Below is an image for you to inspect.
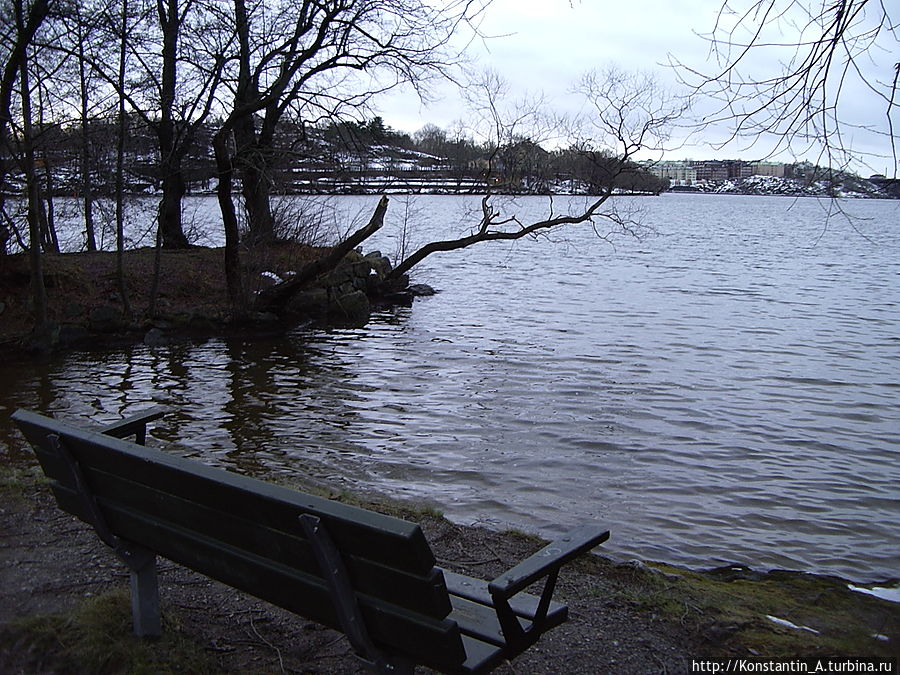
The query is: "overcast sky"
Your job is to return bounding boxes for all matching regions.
[374,0,896,174]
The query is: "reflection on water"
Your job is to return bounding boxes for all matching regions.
[1,193,898,583]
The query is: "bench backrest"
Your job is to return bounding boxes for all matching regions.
[13,409,467,671]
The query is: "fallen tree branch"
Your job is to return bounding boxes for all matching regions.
[387,192,612,281]
[255,195,389,311]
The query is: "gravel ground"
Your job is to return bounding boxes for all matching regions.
[0,470,697,674]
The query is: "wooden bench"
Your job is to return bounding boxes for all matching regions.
[12,408,609,674]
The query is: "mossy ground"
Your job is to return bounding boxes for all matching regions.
[1,589,218,674]
[0,243,327,355]
[579,557,898,659]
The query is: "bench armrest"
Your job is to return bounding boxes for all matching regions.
[488,523,609,599]
[98,406,168,445]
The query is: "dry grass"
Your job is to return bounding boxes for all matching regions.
[0,243,327,350]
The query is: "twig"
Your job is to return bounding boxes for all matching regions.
[248,615,286,674]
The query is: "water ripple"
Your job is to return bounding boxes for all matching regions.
[1,194,898,582]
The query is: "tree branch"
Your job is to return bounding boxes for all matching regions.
[254,195,389,311]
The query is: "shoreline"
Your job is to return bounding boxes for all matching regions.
[1,455,897,673]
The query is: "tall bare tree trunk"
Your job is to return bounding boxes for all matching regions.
[0,0,49,262]
[76,12,97,251]
[214,128,245,316]
[234,121,275,244]
[17,15,48,336]
[231,0,271,245]
[156,0,189,249]
[115,0,131,317]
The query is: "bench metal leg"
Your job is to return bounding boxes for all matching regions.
[49,432,163,638]
[130,555,161,638]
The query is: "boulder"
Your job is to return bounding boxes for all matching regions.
[286,288,329,316]
[58,323,90,346]
[331,290,370,326]
[408,283,437,297]
[143,327,168,347]
[89,305,126,333]
[364,251,393,279]
[379,273,410,295]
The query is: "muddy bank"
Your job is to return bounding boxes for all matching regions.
[1,456,896,674]
[0,244,424,360]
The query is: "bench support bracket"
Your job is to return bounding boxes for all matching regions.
[299,514,412,675]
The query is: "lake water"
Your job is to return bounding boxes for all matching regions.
[1,193,898,583]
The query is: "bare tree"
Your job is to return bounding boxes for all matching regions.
[215,0,489,246]
[673,0,898,175]
[385,67,684,281]
[0,0,49,261]
[73,3,101,251]
[152,0,229,248]
[113,0,132,316]
[0,0,51,346]
[209,0,488,313]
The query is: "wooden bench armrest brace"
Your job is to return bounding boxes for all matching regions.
[97,406,169,445]
[486,524,609,650]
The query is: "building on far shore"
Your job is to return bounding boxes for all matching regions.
[751,161,786,177]
[644,158,799,188]
[644,161,697,186]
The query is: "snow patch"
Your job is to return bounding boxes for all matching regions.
[847,583,900,603]
[765,615,820,634]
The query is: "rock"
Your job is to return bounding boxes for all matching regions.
[408,284,437,297]
[286,288,329,316]
[62,303,84,320]
[331,290,370,326]
[379,274,409,295]
[58,323,90,346]
[187,314,218,333]
[364,251,393,279]
[89,305,125,333]
[248,311,279,324]
[0,301,5,316]
[143,328,168,347]
[380,291,414,307]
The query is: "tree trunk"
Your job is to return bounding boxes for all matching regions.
[41,161,59,253]
[115,0,131,318]
[76,20,97,251]
[254,196,389,312]
[155,0,190,249]
[240,160,275,243]
[234,117,275,244]
[214,128,246,316]
[17,28,48,336]
[231,0,274,245]
[159,169,189,247]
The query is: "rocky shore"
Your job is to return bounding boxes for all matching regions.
[0,243,432,360]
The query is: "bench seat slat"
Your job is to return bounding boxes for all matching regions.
[459,635,506,674]
[442,570,566,622]
[449,595,542,647]
[65,464,452,616]
[15,413,437,574]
